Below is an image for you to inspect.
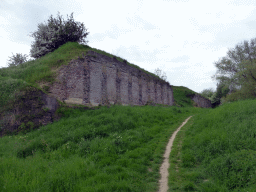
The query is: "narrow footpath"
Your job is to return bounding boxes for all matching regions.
[158,116,193,192]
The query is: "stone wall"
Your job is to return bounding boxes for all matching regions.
[191,94,212,108]
[0,87,60,137]
[50,51,174,106]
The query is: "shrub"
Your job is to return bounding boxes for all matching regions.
[29,12,89,59]
[7,53,29,67]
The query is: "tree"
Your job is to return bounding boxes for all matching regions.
[7,53,29,67]
[200,88,215,99]
[211,37,256,100]
[154,68,167,81]
[29,12,89,59]
[210,82,230,107]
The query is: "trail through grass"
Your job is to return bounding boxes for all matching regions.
[0,105,202,192]
[169,99,256,191]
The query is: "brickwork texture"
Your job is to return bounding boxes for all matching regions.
[50,51,175,106]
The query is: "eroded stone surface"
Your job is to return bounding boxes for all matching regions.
[190,93,212,108]
[49,51,175,107]
[0,87,60,137]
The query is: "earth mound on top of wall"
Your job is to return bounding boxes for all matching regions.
[45,50,174,107]
[172,86,212,108]
[0,86,61,137]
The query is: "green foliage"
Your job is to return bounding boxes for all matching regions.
[29,12,89,59]
[0,76,28,110]
[210,82,230,107]
[212,37,256,103]
[200,88,215,99]
[7,53,30,67]
[0,105,198,191]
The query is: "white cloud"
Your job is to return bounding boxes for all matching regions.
[1,0,256,93]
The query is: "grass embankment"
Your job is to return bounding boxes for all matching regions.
[0,104,203,191]
[172,86,197,107]
[0,42,163,112]
[172,86,207,108]
[169,99,256,191]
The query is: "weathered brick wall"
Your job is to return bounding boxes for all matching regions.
[149,80,155,103]
[191,94,212,108]
[141,78,148,105]
[120,71,129,105]
[50,51,174,106]
[157,83,162,104]
[132,75,139,105]
[163,84,168,105]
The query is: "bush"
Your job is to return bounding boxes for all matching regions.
[29,12,89,59]
[200,88,214,99]
[7,53,29,67]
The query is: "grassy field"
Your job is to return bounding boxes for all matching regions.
[169,99,256,191]
[0,104,203,191]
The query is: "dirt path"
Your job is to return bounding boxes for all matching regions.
[158,116,193,192]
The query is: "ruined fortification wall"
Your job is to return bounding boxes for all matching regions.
[50,51,174,106]
[191,94,212,108]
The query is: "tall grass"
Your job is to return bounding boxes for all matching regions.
[0,105,202,191]
[169,99,256,191]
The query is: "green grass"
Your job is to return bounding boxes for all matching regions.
[169,99,256,191]
[0,104,202,191]
[172,86,200,107]
[4,40,251,191]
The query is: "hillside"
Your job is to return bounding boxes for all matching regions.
[0,104,204,191]
[0,42,207,136]
[1,42,256,191]
[168,99,256,191]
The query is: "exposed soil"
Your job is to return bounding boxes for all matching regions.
[158,116,193,192]
[0,86,60,137]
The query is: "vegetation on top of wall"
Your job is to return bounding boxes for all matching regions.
[83,44,164,82]
[172,86,207,107]
[0,42,167,112]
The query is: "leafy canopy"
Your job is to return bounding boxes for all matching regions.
[211,37,256,100]
[29,12,89,59]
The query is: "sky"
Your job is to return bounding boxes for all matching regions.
[1,0,256,93]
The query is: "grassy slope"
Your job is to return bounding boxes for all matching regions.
[172,86,202,108]
[0,41,209,191]
[0,104,203,191]
[4,41,247,191]
[169,99,256,191]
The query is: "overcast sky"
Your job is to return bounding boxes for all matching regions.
[1,0,256,93]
